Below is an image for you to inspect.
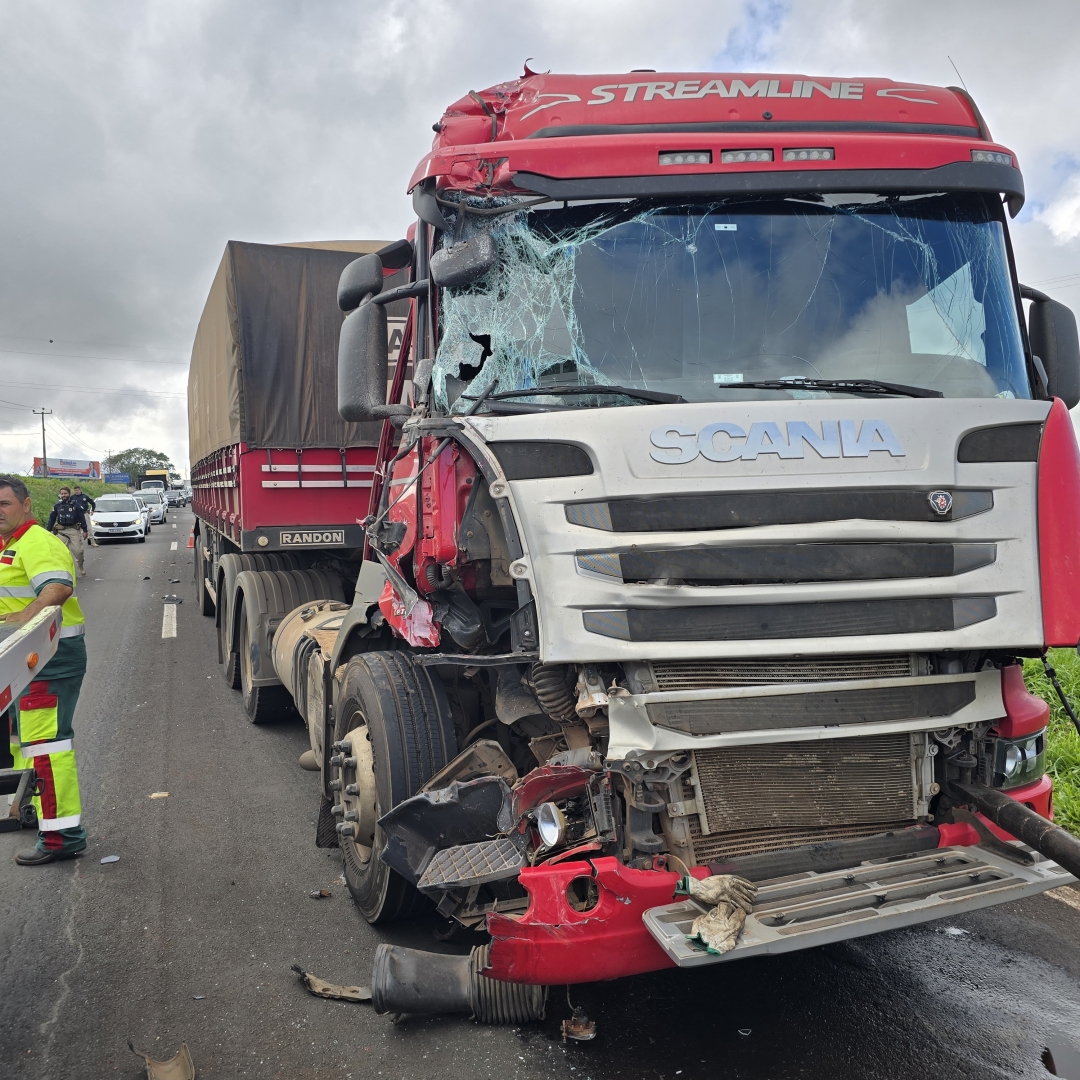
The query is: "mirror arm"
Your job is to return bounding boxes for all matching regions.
[1020,284,1050,304]
[371,279,429,307]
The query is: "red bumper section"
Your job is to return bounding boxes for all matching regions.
[485,779,1056,986]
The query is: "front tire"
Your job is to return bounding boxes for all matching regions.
[333,652,457,924]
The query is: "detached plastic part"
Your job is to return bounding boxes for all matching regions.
[1037,398,1080,646]
[371,944,546,1023]
[127,1040,195,1080]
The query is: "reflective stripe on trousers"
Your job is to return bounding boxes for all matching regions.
[8,676,85,850]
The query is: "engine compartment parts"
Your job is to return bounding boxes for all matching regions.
[371,944,546,1023]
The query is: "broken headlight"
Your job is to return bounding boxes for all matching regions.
[537,802,568,848]
[990,730,1046,790]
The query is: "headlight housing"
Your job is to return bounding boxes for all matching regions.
[536,802,567,848]
[990,730,1046,790]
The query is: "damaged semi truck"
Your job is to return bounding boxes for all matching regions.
[262,70,1080,1013]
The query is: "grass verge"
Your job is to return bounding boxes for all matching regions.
[1023,651,1080,837]
[21,479,127,526]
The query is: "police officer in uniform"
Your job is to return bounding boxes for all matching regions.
[46,486,88,577]
[0,476,88,864]
[70,486,96,547]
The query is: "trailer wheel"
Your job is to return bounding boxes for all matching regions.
[238,598,293,724]
[333,652,457,924]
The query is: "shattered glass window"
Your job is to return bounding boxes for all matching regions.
[432,192,1029,410]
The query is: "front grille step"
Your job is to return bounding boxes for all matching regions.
[650,654,914,691]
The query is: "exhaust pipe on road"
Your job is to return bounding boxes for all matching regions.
[954,780,1080,878]
[371,944,546,1023]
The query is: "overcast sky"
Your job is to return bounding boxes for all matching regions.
[2,0,1079,476]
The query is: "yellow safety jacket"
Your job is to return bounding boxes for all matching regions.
[0,521,85,640]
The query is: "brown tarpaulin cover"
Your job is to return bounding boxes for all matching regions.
[188,240,397,465]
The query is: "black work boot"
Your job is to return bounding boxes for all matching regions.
[14,847,81,865]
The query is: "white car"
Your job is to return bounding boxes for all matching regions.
[138,489,168,524]
[131,495,152,534]
[90,494,147,543]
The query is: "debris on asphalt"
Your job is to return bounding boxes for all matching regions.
[738,1028,752,1037]
[143,576,151,580]
[291,964,371,1002]
[128,1039,195,1080]
[561,1007,596,1042]
[169,579,180,583]
[193,995,205,1001]
[161,595,182,604]
[101,855,120,864]
[309,888,332,899]
[149,792,169,799]
[942,927,969,936]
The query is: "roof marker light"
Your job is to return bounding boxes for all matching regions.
[659,151,711,166]
[782,148,835,162]
[971,150,1012,166]
[721,149,773,164]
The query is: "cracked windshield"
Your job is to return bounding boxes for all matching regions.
[433,192,1030,410]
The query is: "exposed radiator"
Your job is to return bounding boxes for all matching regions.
[688,819,916,864]
[651,654,914,691]
[685,733,918,864]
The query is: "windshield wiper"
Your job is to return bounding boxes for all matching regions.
[467,383,686,406]
[722,378,943,399]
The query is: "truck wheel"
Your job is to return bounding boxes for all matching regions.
[238,598,292,723]
[333,652,457,924]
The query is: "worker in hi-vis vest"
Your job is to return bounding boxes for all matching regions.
[0,476,88,864]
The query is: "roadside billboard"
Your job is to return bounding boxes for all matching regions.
[33,458,102,479]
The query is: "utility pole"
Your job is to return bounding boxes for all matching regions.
[33,408,52,478]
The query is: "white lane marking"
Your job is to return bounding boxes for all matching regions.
[172,524,177,528]
[161,605,177,639]
[170,541,178,550]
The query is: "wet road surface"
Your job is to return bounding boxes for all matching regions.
[1,508,1079,1079]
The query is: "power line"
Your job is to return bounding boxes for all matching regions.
[0,348,187,367]
[46,420,102,460]
[0,380,185,398]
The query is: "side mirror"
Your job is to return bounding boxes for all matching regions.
[1024,286,1080,407]
[338,302,408,422]
[338,254,384,312]
[430,232,498,290]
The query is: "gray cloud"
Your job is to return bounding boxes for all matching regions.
[1,0,1078,473]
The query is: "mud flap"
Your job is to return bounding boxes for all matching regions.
[644,844,1075,968]
[315,796,339,848]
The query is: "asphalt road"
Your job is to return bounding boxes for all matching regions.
[2,507,1080,1079]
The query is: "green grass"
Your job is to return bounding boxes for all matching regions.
[1023,650,1080,837]
[21,478,127,526]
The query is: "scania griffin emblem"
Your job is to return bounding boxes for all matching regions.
[928,490,953,515]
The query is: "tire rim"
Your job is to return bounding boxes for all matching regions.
[337,723,378,862]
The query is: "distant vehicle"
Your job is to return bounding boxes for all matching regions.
[165,489,185,507]
[138,489,168,524]
[140,480,165,491]
[89,494,147,543]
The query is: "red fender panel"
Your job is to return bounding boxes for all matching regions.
[1038,397,1080,647]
